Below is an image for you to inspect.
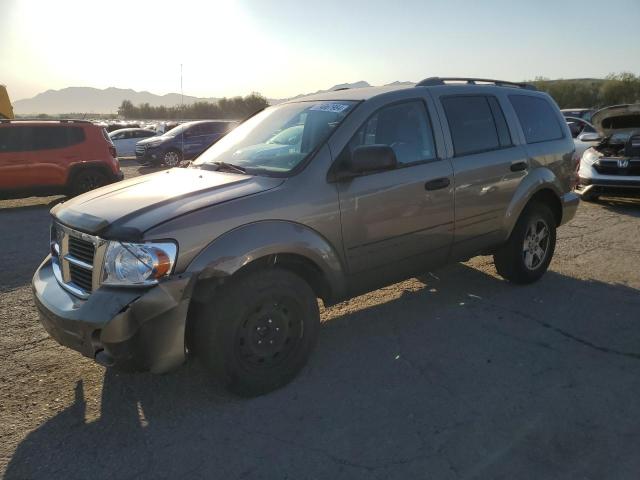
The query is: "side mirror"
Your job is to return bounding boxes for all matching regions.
[578,132,601,142]
[349,144,397,172]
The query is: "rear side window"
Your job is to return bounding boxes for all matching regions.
[201,123,230,134]
[441,96,511,157]
[509,95,564,144]
[0,127,25,152]
[0,126,85,152]
[29,126,85,150]
[347,100,437,165]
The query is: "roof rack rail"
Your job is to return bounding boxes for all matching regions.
[415,77,537,91]
[332,87,350,91]
[0,118,93,124]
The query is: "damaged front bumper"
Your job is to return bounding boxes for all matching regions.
[32,255,195,373]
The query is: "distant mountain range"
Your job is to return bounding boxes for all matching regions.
[12,87,221,115]
[13,81,415,115]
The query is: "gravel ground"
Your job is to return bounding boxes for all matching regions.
[1,165,639,479]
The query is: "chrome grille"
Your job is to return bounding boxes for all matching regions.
[69,263,93,292]
[594,159,640,176]
[51,223,106,299]
[135,144,146,155]
[68,236,95,266]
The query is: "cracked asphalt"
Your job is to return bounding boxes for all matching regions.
[1,165,639,479]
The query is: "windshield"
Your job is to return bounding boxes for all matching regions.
[162,123,190,137]
[194,101,357,173]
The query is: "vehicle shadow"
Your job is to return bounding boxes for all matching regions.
[597,196,640,218]
[6,264,640,479]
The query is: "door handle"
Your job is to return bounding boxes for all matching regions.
[424,177,450,191]
[510,161,528,172]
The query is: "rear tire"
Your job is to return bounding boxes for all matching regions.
[71,168,109,196]
[194,268,320,397]
[493,202,556,284]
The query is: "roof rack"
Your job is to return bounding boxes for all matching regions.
[0,118,93,124]
[332,87,350,91]
[415,77,537,91]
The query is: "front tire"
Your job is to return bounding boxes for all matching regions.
[493,202,556,284]
[194,268,320,397]
[162,149,182,167]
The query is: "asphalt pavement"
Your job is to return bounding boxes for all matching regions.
[1,173,639,479]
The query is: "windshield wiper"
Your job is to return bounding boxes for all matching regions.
[212,161,247,174]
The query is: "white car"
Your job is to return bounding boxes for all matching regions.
[109,128,157,157]
[575,104,640,201]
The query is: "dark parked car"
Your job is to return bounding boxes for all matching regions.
[34,78,578,396]
[135,120,238,166]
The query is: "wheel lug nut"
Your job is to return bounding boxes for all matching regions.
[270,340,274,344]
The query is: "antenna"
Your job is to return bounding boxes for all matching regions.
[180,63,184,162]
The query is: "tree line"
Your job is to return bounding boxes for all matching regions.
[118,92,269,120]
[115,73,640,120]
[532,73,640,109]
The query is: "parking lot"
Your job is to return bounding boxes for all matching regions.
[1,160,639,479]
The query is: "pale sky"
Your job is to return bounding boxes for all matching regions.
[2,0,640,101]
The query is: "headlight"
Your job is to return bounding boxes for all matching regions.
[144,140,163,149]
[102,241,177,286]
[581,148,600,166]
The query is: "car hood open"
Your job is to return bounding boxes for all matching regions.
[51,168,284,240]
[591,104,640,136]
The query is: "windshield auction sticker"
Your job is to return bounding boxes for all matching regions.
[310,103,351,113]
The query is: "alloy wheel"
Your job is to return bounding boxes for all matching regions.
[522,219,550,270]
[164,151,180,167]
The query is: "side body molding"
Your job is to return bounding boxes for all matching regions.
[502,166,563,240]
[186,220,348,302]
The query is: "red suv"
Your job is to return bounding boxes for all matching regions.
[0,120,123,198]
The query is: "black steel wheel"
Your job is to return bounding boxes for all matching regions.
[236,296,304,369]
[194,268,320,397]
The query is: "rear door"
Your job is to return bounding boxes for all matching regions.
[182,123,210,158]
[29,126,85,187]
[436,93,529,259]
[336,99,454,286]
[0,126,31,189]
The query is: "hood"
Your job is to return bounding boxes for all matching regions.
[51,167,284,240]
[591,104,640,136]
[137,135,168,146]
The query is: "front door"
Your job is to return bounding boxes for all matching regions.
[336,100,454,287]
